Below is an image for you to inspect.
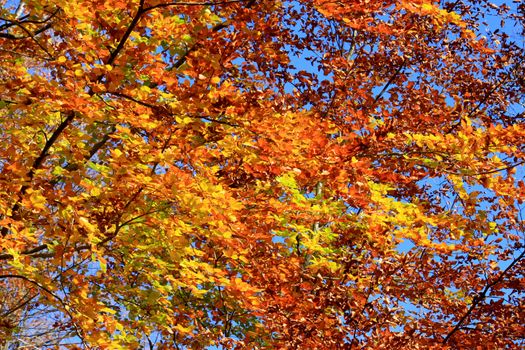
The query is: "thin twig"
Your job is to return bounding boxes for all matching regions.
[443,248,525,344]
[143,0,251,12]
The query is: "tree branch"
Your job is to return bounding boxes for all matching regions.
[372,61,406,105]
[443,247,525,344]
[1,111,75,237]
[169,0,257,70]
[106,0,145,65]
[143,0,251,12]
[0,273,89,348]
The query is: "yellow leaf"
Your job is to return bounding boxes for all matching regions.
[174,324,193,334]
[79,217,97,234]
[175,116,193,124]
[101,307,116,314]
[90,187,101,196]
[29,190,47,210]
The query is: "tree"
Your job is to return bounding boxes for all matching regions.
[0,0,524,348]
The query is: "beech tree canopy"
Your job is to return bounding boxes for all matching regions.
[0,0,524,348]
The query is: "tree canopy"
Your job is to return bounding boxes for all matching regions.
[0,0,524,348]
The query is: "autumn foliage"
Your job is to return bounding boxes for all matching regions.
[1,0,525,348]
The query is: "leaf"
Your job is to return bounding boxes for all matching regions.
[26,189,47,210]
